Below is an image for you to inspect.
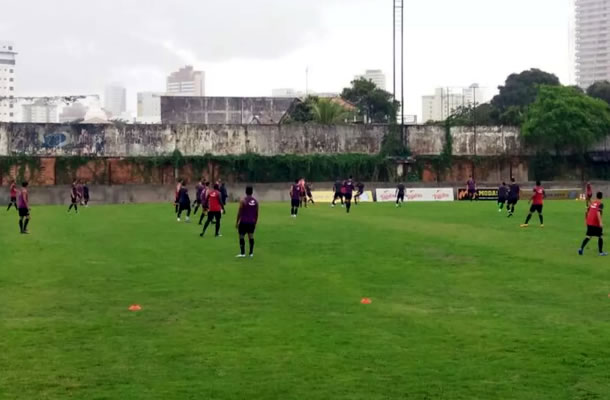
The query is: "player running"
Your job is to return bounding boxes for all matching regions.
[236,186,259,258]
[585,182,593,207]
[466,176,477,201]
[579,192,607,256]
[354,181,365,205]
[290,179,302,217]
[7,179,17,212]
[344,176,355,214]
[198,181,210,225]
[68,180,80,213]
[200,184,225,238]
[521,181,545,228]
[507,178,520,217]
[396,183,406,207]
[17,181,31,234]
[331,178,344,207]
[193,178,204,215]
[177,184,191,222]
[497,182,508,212]
[305,182,314,205]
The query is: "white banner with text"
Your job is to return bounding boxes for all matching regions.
[376,188,454,202]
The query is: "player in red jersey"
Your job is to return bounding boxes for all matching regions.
[579,192,607,256]
[17,181,31,234]
[235,186,259,258]
[7,179,18,212]
[521,181,545,228]
[586,182,593,207]
[200,183,225,238]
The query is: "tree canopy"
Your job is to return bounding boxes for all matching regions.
[586,80,610,104]
[312,98,351,124]
[522,85,610,154]
[341,78,400,123]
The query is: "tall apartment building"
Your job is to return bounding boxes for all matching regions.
[0,41,17,122]
[575,0,610,88]
[422,85,489,122]
[354,69,387,90]
[167,66,205,96]
[137,92,162,123]
[22,99,58,123]
[104,85,127,117]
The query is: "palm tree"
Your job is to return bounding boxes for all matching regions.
[312,98,350,124]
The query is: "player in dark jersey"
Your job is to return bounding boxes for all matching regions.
[521,181,545,228]
[17,181,30,234]
[174,179,182,215]
[82,182,90,207]
[236,186,259,258]
[298,179,307,208]
[193,178,204,215]
[344,176,355,213]
[466,176,477,201]
[200,184,224,237]
[497,182,508,212]
[586,182,593,207]
[396,183,406,207]
[305,182,314,205]
[507,178,520,217]
[7,179,17,212]
[68,180,79,213]
[177,184,191,222]
[198,181,210,225]
[76,180,84,205]
[290,179,302,217]
[354,181,365,205]
[579,192,607,256]
[331,179,344,207]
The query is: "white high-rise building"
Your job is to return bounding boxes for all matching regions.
[355,69,387,90]
[422,85,489,122]
[104,84,127,117]
[22,99,58,123]
[167,66,205,96]
[0,41,17,122]
[575,0,610,88]
[137,92,162,123]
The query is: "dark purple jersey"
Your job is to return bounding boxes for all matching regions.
[240,196,259,224]
[291,184,302,200]
[344,180,354,195]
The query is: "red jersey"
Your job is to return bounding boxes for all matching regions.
[586,201,603,227]
[10,183,17,197]
[532,186,545,205]
[207,190,223,212]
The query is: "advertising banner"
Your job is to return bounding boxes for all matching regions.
[457,188,499,201]
[376,188,454,202]
[311,190,373,203]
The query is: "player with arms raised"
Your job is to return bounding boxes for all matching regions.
[236,186,259,258]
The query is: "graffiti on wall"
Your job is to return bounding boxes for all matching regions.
[10,126,106,156]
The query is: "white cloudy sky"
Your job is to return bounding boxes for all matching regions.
[1,0,573,119]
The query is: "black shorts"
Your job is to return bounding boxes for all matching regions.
[18,208,29,217]
[179,203,191,212]
[507,198,518,206]
[587,225,603,237]
[334,193,343,199]
[530,204,543,213]
[71,197,77,204]
[468,189,476,195]
[344,193,353,201]
[10,196,16,202]
[291,199,300,207]
[239,222,256,235]
[397,193,405,201]
[498,197,506,204]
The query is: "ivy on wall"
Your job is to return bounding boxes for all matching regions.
[0,155,41,182]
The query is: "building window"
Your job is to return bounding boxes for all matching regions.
[9,112,13,117]
[9,78,13,82]
[9,69,13,73]
[9,87,13,91]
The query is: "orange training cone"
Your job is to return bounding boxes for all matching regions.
[128,304,142,311]
[361,298,372,304]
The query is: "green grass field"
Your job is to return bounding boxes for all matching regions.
[2,200,610,399]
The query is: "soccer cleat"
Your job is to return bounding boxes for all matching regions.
[249,254,254,258]
[177,218,181,222]
[216,234,223,237]
[520,224,529,228]
[600,252,608,257]
[498,209,502,212]
[199,233,204,237]
[578,249,584,256]
[236,254,246,258]
[540,224,544,228]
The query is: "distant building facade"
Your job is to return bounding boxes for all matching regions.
[422,85,489,122]
[104,85,127,117]
[167,66,205,96]
[0,41,17,122]
[137,92,162,123]
[355,69,387,90]
[22,99,58,123]
[59,102,89,123]
[576,0,610,88]
[272,88,305,98]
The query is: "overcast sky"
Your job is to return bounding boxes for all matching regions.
[1,0,573,119]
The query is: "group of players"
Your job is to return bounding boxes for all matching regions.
[67,180,91,213]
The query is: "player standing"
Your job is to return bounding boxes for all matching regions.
[586,182,593,207]
[174,179,182,215]
[354,181,365,205]
[344,176,355,214]
[200,183,224,237]
[7,179,17,212]
[331,178,344,207]
[290,179,302,217]
[193,178,204,215]
[77,180,84,205]
[17,181,30,234]
[396,183,405,207]
[299,178,307,208]
[521,181,545,228]
[507,178,520,217]
[305,182,314,205]
[68,180,79,213]
[497,182,507,212]
[579,192,607,256]
[82,181,90,207]
[198,181,210,225]
[236,186,259,258]
[177,184,191,222]
[466,176,477,201]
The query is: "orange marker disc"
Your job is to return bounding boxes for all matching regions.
[361,298,372,304]
[128,304,142,311]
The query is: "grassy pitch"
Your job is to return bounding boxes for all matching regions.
[1,200,609,399]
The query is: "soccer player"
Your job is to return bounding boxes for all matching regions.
[198,181,210,225]
[174,179,182,215]
[299,178,307,208]
[219,181,229,206]
[396,183,406,207]
[344,176,355,213]
[331,178,344,207]
[507,178,520,217]
[193,178,204,215]
[521,180,545,228]
[305,182,315,205]
[82,181,90,207]
[466,176,477,201]
[236,186,259,258]
[290,179,302,217]
[354,181,365,205]
[68,180,79,213]
[7,179,17,212]
[200,183,224,237]
[579,192,607,256]
[177,184,191,222]
[586,182,593,207]
[497,182,508,212]
[77,180,84,205]
[17,181,30,234]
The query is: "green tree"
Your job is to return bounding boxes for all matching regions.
[586,80,610,104]
[312,98,350,124]
[448,103,495,126]
[283,96,317,123]
[491,68,561,125]
[341,78,400,123]
[522,85,610,154]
